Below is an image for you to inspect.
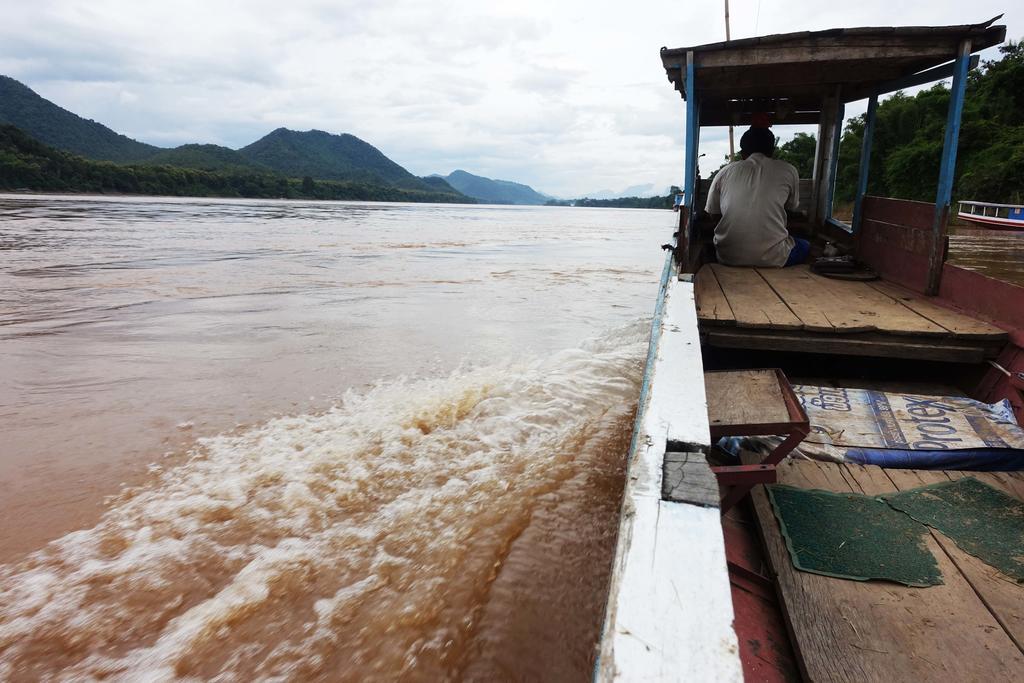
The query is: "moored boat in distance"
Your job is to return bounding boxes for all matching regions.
[958,200,1024,230]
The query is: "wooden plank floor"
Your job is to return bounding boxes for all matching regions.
[747,460,1024,682]
[696,264,1006,340]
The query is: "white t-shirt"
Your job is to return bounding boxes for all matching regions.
[704,153,800,267]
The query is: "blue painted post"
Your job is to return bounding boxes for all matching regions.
[682,51,698,266]
[851,94,878,234]
[683,51,698,214]
[824,96,845,221]
[926,39,972,295]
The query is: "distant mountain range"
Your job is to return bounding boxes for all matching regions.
[0,75,465,200]
[578,183,673,200]
[0,74,662,206]
[437,169,551,205]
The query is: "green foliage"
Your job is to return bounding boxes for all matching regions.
[0,75,159,162]
[775,132,816,178]
[545,191,676,209]
[143,144,267,172]
[0,125,473,203]
[832,40,1024,205]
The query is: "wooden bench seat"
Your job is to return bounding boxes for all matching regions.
[694,264,1007,361]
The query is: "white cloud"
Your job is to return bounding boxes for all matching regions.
[1,0,1019,196]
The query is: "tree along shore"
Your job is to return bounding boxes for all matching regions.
[723,41,1024,207]
[0,125,473,203]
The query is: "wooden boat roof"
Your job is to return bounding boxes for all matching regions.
[661,18,1006,126]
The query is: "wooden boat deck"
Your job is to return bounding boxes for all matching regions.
[746,459,1024,681]
[695,264,1008,362]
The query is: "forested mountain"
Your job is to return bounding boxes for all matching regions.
[143,144,267,172]
[0,76,473,202]
[0,75,159,162]
[0,124,471,203]
[239,128,437,191]
[441,169,549,204]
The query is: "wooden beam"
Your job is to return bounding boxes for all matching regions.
[844,54,980,102]
[694,40,960,70]
[700,109,820,127]
[703,328,992,363]
[662,452,720,507]
[824,89,845,223]
[810,91,840,227]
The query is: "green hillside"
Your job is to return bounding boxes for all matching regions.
[239,128,434,191]
[443,169,549,205]
[834,40,1024,205]
[0,75,159,162]
[0,76,484,203]
[143,144,267,172]
[0,124,471,203]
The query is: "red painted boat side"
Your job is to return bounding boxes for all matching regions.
[723,508,801,682]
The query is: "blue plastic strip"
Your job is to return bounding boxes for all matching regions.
[824,98,845,220]
[851,94,878,234]
[845,447,1024,472]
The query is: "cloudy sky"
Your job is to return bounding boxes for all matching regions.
[2,1,1020,197]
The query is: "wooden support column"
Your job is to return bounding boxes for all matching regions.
[851,94,878,234]
[824,90,845,224]
[926,39,972,295]
[809,88,842,228]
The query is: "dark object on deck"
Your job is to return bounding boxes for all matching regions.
[767,484,943,586]
[810,255,879,281]
[884,477,1024,581]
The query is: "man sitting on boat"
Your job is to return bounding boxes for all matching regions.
[705,122,808,267]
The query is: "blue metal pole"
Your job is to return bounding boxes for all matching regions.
[851,94,878,234]
[679,51,699,267]
[683,51,697,215]
[926,39,972,295]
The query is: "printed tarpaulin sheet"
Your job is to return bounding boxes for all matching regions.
[790,386,1024,469]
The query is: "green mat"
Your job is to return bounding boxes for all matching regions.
[768,485,943,587]
[884,477,1024,582]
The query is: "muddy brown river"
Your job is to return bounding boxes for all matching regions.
[0,195,672,680]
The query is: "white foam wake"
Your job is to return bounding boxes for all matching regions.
[0,323,648,681]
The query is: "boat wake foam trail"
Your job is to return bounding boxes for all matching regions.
[0,322,648,680]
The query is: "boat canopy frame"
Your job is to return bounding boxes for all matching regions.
[662,17,1006,295]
